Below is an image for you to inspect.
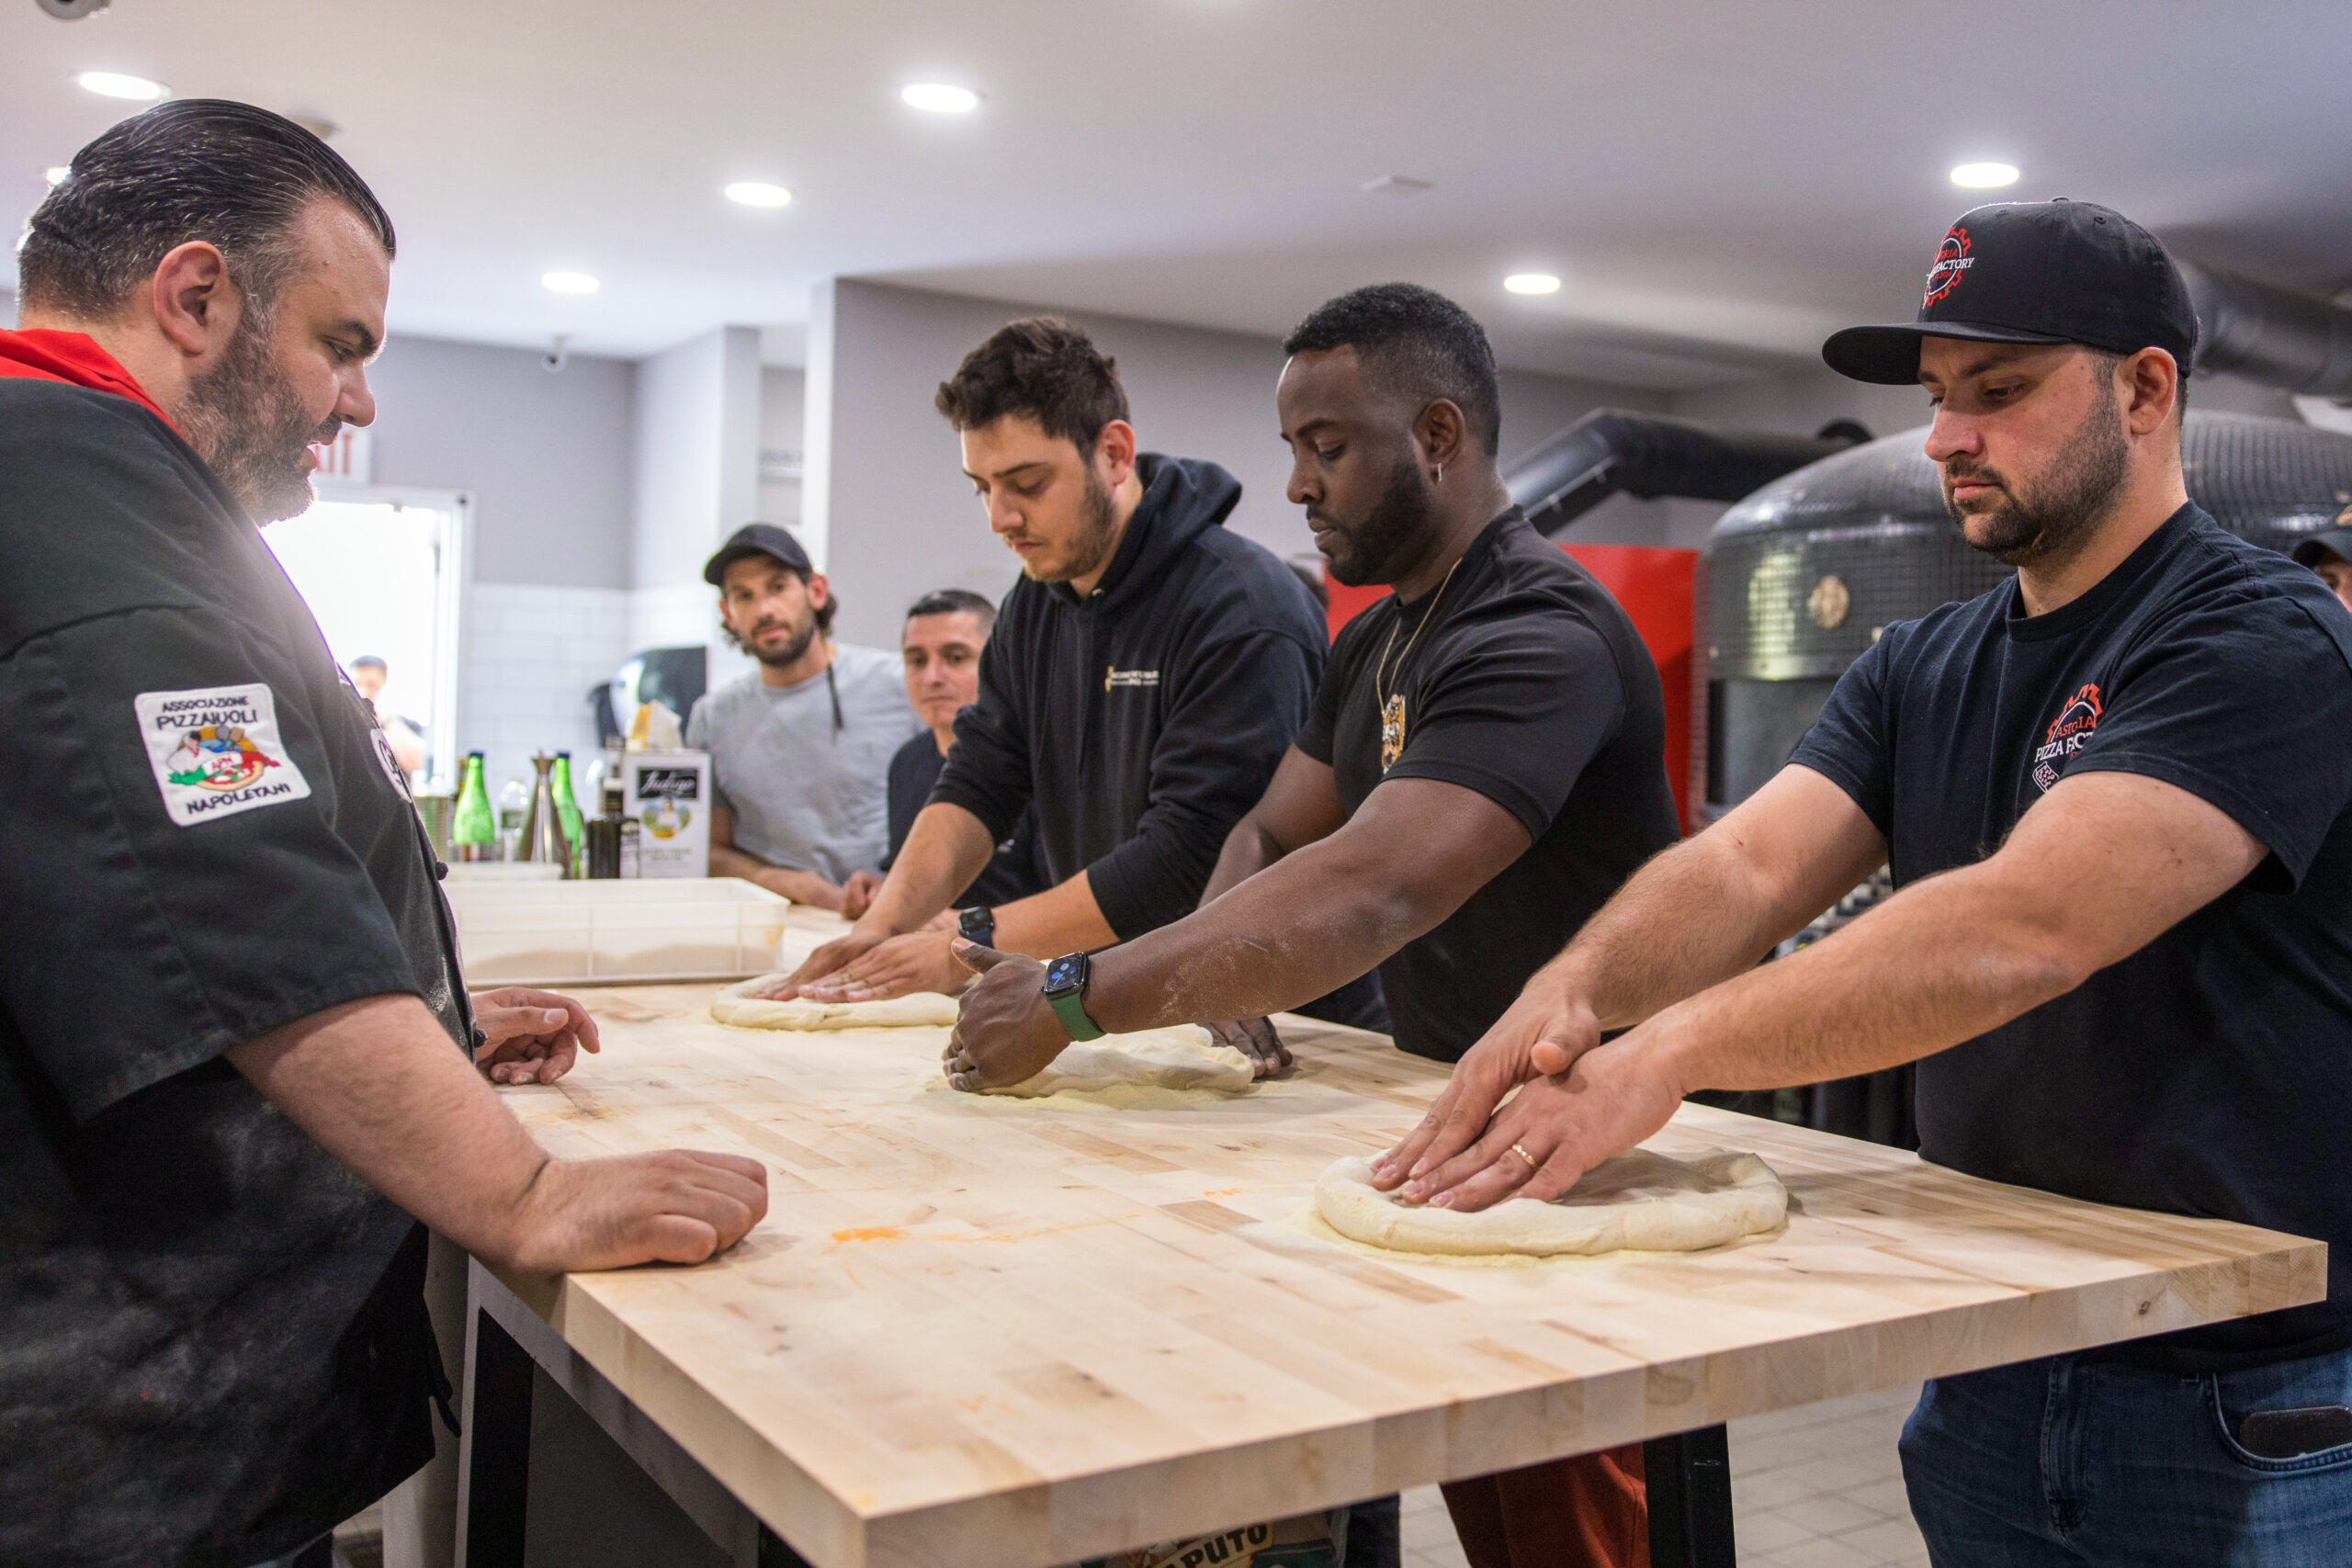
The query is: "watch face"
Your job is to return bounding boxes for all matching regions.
[956,907,991,941]
[1044,953,1088,996]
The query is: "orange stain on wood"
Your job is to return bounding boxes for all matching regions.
[831,1225,907,1244]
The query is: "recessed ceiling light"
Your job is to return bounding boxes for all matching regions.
[1951,162,2020,189]
[1504,273,1562,296]
[76,71,168,102]
[541,271,600,296]
[45,166,71,186]
[901,83,980,114]
[725,181,794,209]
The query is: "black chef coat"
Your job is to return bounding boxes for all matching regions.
[0,377,469,1568]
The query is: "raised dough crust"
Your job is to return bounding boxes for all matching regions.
[710,982,961,1031]
[994,1026,1254,1099]
[1314,1147,1785,1258]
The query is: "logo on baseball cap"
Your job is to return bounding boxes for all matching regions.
[1823,199,2199,386]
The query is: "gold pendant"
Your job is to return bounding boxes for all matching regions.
[1381,694,1406,772]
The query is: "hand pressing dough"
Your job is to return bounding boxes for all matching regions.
[1314,1147,1785,1258]
[711,980,960,1031]
[994,1025,1255,1100]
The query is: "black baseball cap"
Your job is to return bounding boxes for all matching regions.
[1823,200,2199,386]
[2291,520,2352,570]
[703,523,813,586]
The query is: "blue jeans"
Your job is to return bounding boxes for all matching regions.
[1901,1345,2352,1565]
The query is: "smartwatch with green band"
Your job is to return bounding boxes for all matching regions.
[1042,951,1107,1042]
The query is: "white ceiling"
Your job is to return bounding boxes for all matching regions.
[6,0,2348,388]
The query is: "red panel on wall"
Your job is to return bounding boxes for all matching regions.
[1323,543,1697,833]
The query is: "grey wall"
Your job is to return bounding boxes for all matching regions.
[365,334,636,589]
[804,279,1680,647]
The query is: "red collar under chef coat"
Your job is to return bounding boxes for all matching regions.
[0,327,178,430]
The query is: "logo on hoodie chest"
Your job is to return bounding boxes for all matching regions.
[1104,666,1160,690]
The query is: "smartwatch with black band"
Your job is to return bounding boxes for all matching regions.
[1042,951,1107,1042]
[956,906,996,949]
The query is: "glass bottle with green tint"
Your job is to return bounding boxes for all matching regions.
[452,750,497,861]
[551,751,586,876]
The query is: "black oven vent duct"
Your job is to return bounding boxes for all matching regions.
[1506,409,1869,536]
[2186,266,2352,400]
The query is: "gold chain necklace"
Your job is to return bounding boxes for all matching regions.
[1374,557,1462,716]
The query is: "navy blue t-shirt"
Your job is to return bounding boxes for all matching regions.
[1793,504,2352,1370]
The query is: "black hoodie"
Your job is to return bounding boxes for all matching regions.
[931,454,1326,939]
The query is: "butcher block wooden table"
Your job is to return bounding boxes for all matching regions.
[452,924,2322,1568]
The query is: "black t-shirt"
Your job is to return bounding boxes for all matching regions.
[0,379,470,1566]
[884,729,1045,908]
[1295,511,1680,1061]
[1793,504,2352,1371]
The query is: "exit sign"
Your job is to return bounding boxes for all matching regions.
[315,423,375,485]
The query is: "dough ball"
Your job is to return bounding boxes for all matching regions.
[1314,1147,1785,1258]
[711,981,961,1031]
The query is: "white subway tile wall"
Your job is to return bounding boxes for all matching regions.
[458,582,636,796]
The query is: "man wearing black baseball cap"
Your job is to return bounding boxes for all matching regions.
[687,523,922,913]
[1383,201,2352,1562]
[2292,512,2352,616]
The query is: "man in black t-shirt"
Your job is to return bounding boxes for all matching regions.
[948,285,1679,1568]
[1389,203,2352,1563]
[3,102,764,1568]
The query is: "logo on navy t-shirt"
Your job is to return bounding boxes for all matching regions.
[2031,682,2103,792]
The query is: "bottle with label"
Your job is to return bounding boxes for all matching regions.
[585,779,641,878]
[451,751,497,862]
[551,751,586,877]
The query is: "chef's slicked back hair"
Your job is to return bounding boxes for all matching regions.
[18,99,395,321]
[1283,283,1502,457]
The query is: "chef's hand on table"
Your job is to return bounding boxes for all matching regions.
[943,942,1069,1091]
[509,1149,770,1272]
[794,930,972,1002]
[1205,1016,1292,1079]
[1384,1032,1682,1213]
[1371,971,1611,1201]
[473,987,601,1085]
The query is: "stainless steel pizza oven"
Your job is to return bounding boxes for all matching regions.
[1694,411,2352,820]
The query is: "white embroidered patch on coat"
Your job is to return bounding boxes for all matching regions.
[135,684,313,826]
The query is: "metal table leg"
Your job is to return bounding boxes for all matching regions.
[460,1309,536,1568]
[1645,1425,1736,1568]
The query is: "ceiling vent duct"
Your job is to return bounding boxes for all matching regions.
[2186,265,2352,400]
[1505,409,1869,536]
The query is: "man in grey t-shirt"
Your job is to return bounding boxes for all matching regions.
[686,525,922,911]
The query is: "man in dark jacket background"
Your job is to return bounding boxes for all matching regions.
[781,318,1328,1031]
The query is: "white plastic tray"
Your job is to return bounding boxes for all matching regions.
[446,877,791,987]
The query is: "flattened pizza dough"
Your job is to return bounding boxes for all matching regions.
[1314,1147,1785,1258]
[994,1025,1254,1100]
[710,981,960,1031]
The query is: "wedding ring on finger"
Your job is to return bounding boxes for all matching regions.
[1510,1143,1540,1171]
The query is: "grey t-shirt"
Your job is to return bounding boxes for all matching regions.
[685,643,922,885]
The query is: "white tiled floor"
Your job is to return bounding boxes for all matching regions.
[1396,1385,1928,1568]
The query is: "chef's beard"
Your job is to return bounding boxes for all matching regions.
[1943,394,2130,569]
[1319,451,1436,588]
[744,604,820,669]
[1031,463,1122,584]
[179,311,337,525]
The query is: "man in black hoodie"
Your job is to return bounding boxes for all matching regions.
[781,318,1326,1027]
